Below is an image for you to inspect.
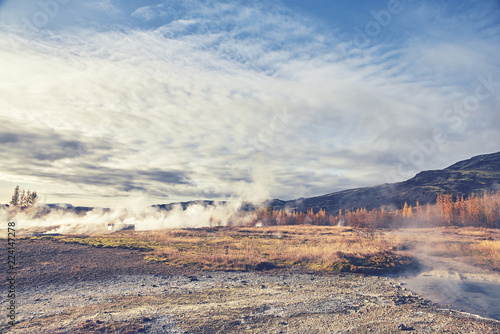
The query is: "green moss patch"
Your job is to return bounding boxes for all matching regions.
[328,252,418,275]
[26,236,159,251]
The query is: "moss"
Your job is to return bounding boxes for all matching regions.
[26,236,159,251]
[22,236,54,240]
[328,252,418,275]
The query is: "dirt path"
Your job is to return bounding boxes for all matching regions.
[1,239,500,333]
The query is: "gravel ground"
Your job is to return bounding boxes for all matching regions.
[1,239,499,333]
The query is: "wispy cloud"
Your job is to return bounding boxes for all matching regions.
[0,0,499,205]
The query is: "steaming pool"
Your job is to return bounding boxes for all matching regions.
[401,271,500,321]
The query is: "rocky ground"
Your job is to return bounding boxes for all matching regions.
[1,239,500,333]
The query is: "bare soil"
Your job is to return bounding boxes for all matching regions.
[1,239,499,333]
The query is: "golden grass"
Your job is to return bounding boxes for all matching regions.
[27,226,415,274]
[468,240,500,269]
[425,241,465,257]
[25,226,500,272]
[394,227,500,271]
[455,228,493,237]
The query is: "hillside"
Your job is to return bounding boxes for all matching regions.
[278,152,500,213]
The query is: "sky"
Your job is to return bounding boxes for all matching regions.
[0,0,499,207]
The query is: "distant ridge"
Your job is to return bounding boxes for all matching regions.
[275,151,500,213]
[445,151,500,171]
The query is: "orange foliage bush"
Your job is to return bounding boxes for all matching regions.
[244,192,500,229]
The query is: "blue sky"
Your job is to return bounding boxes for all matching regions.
[0,0,499,206]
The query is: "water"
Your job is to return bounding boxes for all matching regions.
[401,272,500,320]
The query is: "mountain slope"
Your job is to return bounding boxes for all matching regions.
[279,152,500,213]
[445,151,500,172]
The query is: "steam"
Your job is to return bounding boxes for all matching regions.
[0,168,277,235]
[1,198,250,235]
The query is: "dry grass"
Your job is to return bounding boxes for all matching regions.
[395,227,500,271]
[27,226,415,274]
[468,240,500,269]
[424,240,465,257]
[26,226,500,272]
[139,226,403,271]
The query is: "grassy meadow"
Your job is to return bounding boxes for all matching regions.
[26,226,414,274]
[24,225,500,275]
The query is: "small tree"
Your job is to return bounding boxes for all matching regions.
[10,185,20,207]
[9,186,38,211]
[402,202,413,218]
[19,189,27,210]
[27,191,38,207]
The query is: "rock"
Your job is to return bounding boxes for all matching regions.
[397,324,414,331]
[255,262,277,271]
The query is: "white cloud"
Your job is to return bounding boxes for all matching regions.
[0,0,499,206]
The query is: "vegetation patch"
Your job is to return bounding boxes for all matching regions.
[465,240,500,271]
[26,235,159,251]
[328,252,418,275]
[395,227,500,272]
[26,227,420,275]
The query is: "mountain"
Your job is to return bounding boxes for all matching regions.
[276,152,500,214]
[154,200,226,211]
[153,200,261,212]
[445,151,500,172]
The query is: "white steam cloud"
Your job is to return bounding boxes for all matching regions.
[1,199,249,236]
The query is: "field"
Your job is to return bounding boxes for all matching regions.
[27,226,416,275]
[2,226,500,333]
[25,225,500,273]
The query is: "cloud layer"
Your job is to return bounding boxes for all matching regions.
[0,0,499,206]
